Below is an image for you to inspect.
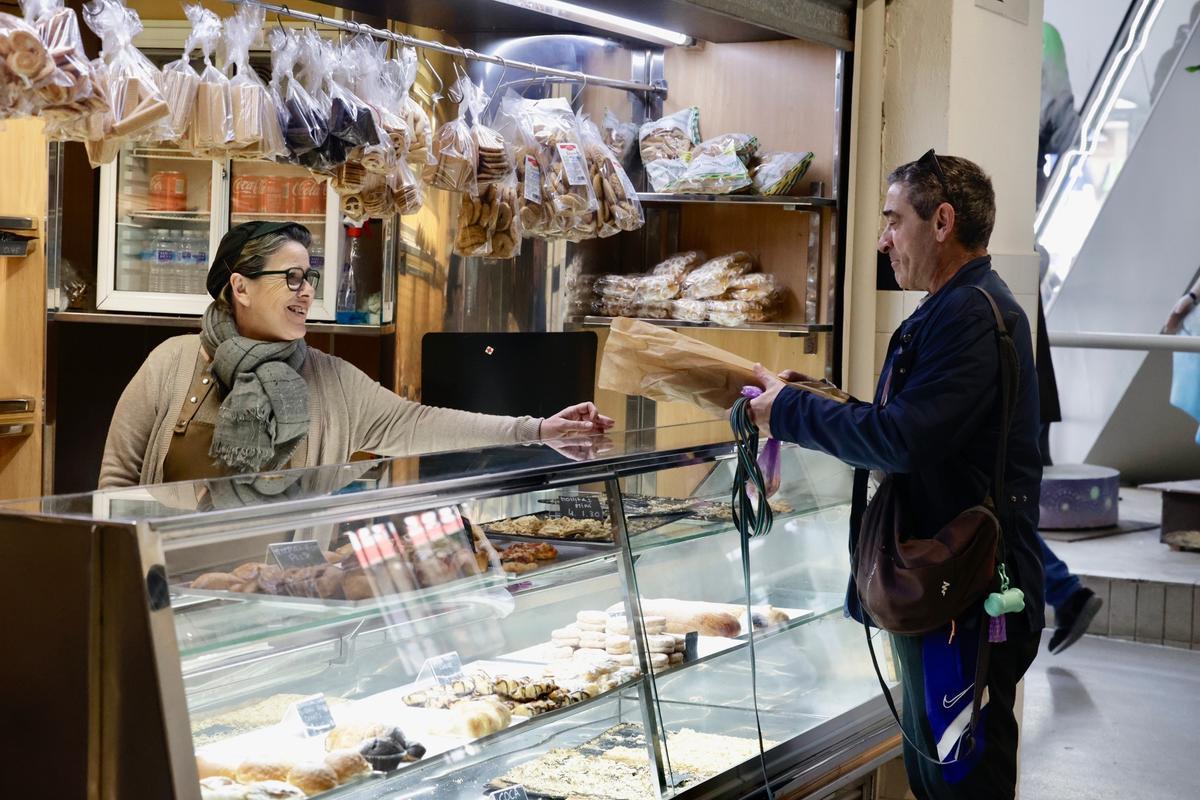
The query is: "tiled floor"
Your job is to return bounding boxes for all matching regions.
[1020,631,1200,800]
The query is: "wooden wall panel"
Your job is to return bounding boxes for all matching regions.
[0,119,49,500]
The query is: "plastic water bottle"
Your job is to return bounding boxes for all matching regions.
[336,226,367,324]
[177,231,195,294]
[192,233,209,295]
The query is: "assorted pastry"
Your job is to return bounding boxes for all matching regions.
[401,671,599,720]
[497,541,559,574]
[485,514,612,542]
[547,610,685,672]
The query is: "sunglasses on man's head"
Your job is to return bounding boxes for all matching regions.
[917,148,951,203]
[242,267,321,293]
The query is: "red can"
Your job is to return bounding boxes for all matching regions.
[260,175,287,214]
[150,170,187,212]
[294,177,323,215]
[231,173,261,213]
[286,176,304,214]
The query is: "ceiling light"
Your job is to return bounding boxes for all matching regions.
[486,0,694,47]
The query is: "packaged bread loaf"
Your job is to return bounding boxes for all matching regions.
[726,272,779,303]
[681,252,755,299]
[704,299,771,327]
[80,0,171,154]
[651,250,705,283]
[595,273,680,303]
[158,4,209,141]
[669,298,708,323]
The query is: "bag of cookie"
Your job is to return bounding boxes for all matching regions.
[668,141,751,194]
[651,250,705,283]
[751,151,814,196]
[269,28,325,166]
[387,156,423,215]
[453,186,495,258]
[20,0,102,135]
[392,46,433,170]
[639,106,700,163]
[681,252,755,299]
[579,112,643,238]
[81,0,171,148]
[345,35,396,175]
[487,173,522,259]
[499,94,557,238]
[426,76,478,193]
[0,11,49,119]
[694,133,758,166]
[326,42,380,165]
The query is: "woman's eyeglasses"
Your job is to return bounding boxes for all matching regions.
[242,267,321,293]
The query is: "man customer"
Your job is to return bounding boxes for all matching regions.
[747,152,1044,799]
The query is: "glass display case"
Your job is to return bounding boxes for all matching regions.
[0,422,899,800]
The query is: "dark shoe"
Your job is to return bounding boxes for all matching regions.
[1049,588,1103,654]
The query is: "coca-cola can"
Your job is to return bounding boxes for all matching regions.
[261,176,287,214]
[231,174,261,214]
[294,178,323,215]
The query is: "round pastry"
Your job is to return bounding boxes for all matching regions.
[578,631,607,648]
[550,631,580,646]
[576,610,608,626]
[606,617,630,636]
[231,562,267,581]
[196,755,237,780]
[551,624,579,637]
[642,615,668,634]
[200,777,249,800]
[404,742,426,762]
[574,647,608,659]
[605,635,631,655]
[286,762,338,796]
[669,652,685,664]
[359,736,404,772]
[671,633,687,652]
[549,646,575,660]
[325,723,389,752]
[323,749,372,783]
[243,781,306,800]
[236,759,293,784]
[576,621,606,633]
[615,653,636,667]
[649,653,669,668]
[645,634,676,654]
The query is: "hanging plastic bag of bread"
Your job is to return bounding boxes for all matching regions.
[639,106,700,191]
[668,141,752,194]
[269,27,325,166]
[177,2,230,154]
[602,107,637,167]
[487,172,522,259]
[466,83,513,188]
[326,39,379,169]
[1,10,54,120]
[80,0,171,161]
[387,158,423,215]
[499,92,556,239]
[224,3,283,159]
[453,188,495,258]
[296,29,336,170]
[391,45,433,170]
[20,0,99,131]
[349,35,398,176]
[157,3,209,142]
[425,73,478,193]
[751,151,814,196]
[578,111,643,238]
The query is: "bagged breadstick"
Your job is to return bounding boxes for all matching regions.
[181,3,230,153]
[80,0,170,155]
[1,11,50,119]
[270,28,325,166]
[158,4,210,141]
[224,3,282,158]
[425,75,478,193]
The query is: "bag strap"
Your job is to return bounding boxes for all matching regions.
[968,286,1020,527]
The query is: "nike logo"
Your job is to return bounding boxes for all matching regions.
[943,683,974,709]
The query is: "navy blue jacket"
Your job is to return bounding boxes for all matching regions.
[772,256,1045,633]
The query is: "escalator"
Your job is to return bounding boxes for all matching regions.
[1037,0,1200,482]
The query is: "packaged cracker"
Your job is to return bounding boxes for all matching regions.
[579,111,643,238]
[425,75,478,193]
[751,151,814,196]
[694,133,758,166]
[668,142,751,194]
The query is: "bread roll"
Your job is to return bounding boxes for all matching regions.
[323,749,372,783]
[343,573,374,601]
[236,759,292,784]
[286,762,338,795]
[191,573,242,591]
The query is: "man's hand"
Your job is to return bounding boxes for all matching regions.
[747,363,789,437]
[1163,293,1196,335]
[540,402,615,440]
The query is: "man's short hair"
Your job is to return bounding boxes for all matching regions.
[887,154,996,251]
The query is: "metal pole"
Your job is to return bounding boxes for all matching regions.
[1048,330,1200,353]
[227,0,666,96]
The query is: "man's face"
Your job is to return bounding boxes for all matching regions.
[879,183,938,291]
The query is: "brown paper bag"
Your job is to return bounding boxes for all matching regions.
[598,317,849,415]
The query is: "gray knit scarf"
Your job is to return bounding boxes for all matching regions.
[199,303,310,474]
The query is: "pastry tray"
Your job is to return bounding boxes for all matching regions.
[481,510,688,544]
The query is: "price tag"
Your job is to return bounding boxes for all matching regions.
[490,785,530,800]
[556,143,590,187]
[559,493,606,521]
[523,157,542,203]
[266,540,327,569]
[290,694,336,736]
[420,651,464,687]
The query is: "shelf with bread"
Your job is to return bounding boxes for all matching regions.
[637,192,837,211]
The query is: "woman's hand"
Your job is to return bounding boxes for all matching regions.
[1163,293,1196,335]
[540,402,615,439]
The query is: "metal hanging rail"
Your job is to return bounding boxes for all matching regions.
[227,0,666,96]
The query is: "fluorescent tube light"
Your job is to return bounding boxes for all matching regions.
[485,0,694,47]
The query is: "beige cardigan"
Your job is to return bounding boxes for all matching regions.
[99,335,543,488]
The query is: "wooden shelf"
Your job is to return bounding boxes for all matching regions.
[566,315,834,335]
[637,193,836,211]
[49,311,395,337]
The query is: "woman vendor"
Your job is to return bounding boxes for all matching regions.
[100,221,612,487]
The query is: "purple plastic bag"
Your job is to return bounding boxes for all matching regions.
[740,386,781,499]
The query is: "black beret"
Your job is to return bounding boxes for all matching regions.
[206,220,310,300]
